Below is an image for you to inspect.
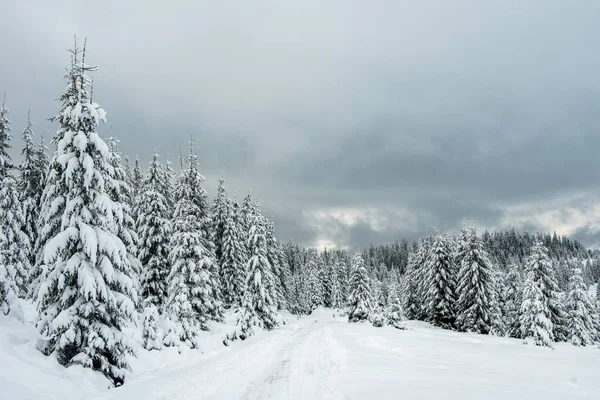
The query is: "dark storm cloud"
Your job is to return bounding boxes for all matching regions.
[2,1,600,248]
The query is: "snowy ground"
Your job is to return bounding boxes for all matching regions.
[1,306,599,400]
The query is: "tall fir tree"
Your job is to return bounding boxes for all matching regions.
[565,266,597,346]
[504,260,524,338]
[520,269,554,348]
[348,254,373,323]
[132,157,143,196]
[385,276,406,329]
[0,93,11,172]
[18,108,45,257]
[265,219,286,310]
[235,213,279,339]
[0,94,30,310]
[454,226,495,334]
[106,137,141,285]
[166,141,222,342]
[490,270,507,336]
[163,156,175,212]
[219,196,247,308]
[524,240,567,342]
[136,150,172,309]
[0,169,30,298]
[425,234,456,328]
[304,251,324,311]
[212,177,228,267]
[123,156,132,188]
[335,258,349,308]
[36,42,138,384]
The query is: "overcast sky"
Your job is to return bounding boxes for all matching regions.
[2,1,600,249]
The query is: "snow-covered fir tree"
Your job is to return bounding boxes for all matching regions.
[385,275,406,329]
[0,167,30,298]
[402,251,420,319]
[490,270,507,336]
[163,156,175,211]
[123,156,132,187]
[142,305,162,351]
[132,157,143,198]
[328,257,343,309]
[335,258,349,308]
[425,234,456,328]
[305,252,324,311]
[36,132,50,184]
[106,136,141,285]
[321,255,334,308]
[165,141,222,344]
[0,93,11,172]
[241,193,255,234]
[136,150,172,309]
[504,260,524,338]
[524,240,567,342]
[520,269,554,348]
[454,226,495,334]
[265,219,286,310]
[234,213,279,339]
[212,177,228,267]
[348,254,373,323]
[219,196,247,308]
[36,43,137,384]
[18,109,45,256]
[277,244,293,308]
[565,266,597,346]
[0,94,29,313]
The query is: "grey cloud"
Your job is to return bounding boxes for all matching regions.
[2,1,600,248]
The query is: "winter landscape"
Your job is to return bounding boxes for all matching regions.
[2,1,600,399]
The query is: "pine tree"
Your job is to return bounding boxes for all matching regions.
[329,263,341,309]
[0,94,26,313]
[163,156,175,211]
[165,142,222,343]
[277,245,293,308]
[524,240,567,342]
[348,254,373,323]
[142,305,162,350]
[123,156,132,188]
[304,252,324,311]
[410,237,432,320]
[219,196,247,308]
[335,259,349,308]
[0,172,30,298]
[425,234,456,328]
[0,93,11,173]
[36,132,50,185]
[504,260,524,338]
[36,42,137,384]
[520,270,554,348]
[402,251,420,319]
[565,266,596,346]
[136,150,171,309]
[385,277,406,329]
[132,157,143,198]
[235,213,279,339]
[490,270,507,336]
[18,109,45,257]
[265,219,286,310]
[240,193,257,259]
[454,227,495,334]
[212,177,228,266]
[106,137,141,287]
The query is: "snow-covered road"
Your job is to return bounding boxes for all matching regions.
[92,310,600,400]
[93,315,346,400]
